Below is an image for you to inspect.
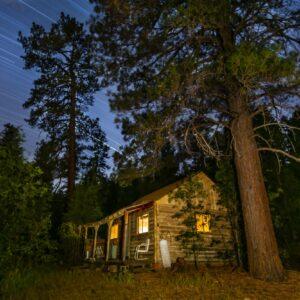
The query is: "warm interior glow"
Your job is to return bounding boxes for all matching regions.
[110,223,118,239]
[196,214,211,232]
[138,214,149,234]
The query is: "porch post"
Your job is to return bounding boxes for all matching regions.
[92,224,100,259]
[153,202,159,263]
[83,226,87,257]
[84,226,88,240]
[122,211,129,261]
[106,220,113,261]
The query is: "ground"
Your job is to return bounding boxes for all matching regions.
[5,267,300,300]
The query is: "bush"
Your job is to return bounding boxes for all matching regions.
[59,222,84,266]
[0,124,56,285]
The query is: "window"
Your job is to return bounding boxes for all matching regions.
[138,214,149,234]
[110,223,118,239]
[196,214,211,233]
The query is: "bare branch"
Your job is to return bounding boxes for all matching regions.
[254,122,300,132]
[258,147,300,162]
[192,126,221,159]
[255,134,281,172]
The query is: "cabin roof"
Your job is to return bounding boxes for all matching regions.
[82,171,214,228]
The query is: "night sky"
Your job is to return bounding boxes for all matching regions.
[0,0,123,163]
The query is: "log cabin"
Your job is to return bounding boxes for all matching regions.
[81,172,236,267]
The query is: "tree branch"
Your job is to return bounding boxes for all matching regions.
[258,147,300,162]
[254,122,300,132]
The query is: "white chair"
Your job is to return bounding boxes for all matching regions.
[95,245,104,258]
[134,238,150,260]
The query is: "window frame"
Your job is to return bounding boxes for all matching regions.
[137,213,149,234]
[195,213,211,233]
[110,222,119,240]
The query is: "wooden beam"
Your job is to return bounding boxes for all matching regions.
[106,220,113,261]
[122,211,129,261]
[84,226,88,240]
[153,202,159,263]
[92,225,100,259]
[83,226,88,258]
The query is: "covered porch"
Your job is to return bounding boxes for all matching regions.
[81,200,154,265]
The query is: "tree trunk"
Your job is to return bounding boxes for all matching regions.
[230,97,284,281]
[67,86,76,207]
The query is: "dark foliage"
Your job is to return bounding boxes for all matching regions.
[0,124,55,280]
[169,177,209,269]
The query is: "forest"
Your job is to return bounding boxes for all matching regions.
[0,1,299,299]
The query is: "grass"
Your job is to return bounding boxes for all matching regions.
[2,266,300,300]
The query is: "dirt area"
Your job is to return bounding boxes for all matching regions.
[11,268,300,300]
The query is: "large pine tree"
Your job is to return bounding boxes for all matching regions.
[90,1,299,280]
[19,13,108,207]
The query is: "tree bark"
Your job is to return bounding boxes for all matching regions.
[216,7,284,279]
[230,97,284,281]
[67,85,76,207]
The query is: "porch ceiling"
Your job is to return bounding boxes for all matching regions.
[82,200,153,228]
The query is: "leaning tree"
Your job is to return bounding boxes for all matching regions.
[19,13,108,207]
[90,1,299,280]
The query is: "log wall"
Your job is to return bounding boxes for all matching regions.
[155,175,235,266]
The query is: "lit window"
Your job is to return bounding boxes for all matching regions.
[110,223,118,239]
[138,214,149,234]
[196,214,211,232]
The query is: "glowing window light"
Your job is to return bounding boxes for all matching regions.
[196,214,211,233]
[110,223,118,239]
[138,214,149,234]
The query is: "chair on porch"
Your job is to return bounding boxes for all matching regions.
[134,238,150,260]
[95,245,104,258]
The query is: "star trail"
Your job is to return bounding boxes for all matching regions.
[0,0,123,160]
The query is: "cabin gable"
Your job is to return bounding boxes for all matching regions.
[155,173,234,265]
